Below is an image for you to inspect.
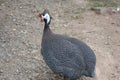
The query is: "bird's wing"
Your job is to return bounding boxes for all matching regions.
[66,37,96,63]
[41,39,86,77]
[66,37,96,77]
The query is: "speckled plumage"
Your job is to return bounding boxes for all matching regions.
[41,32,96,79]
[39,9,96,80]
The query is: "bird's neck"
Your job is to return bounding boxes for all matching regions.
[44,19,51,30]
[44,22,49,31]
[43,22,52,35]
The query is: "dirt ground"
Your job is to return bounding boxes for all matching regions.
[0,0,120,80]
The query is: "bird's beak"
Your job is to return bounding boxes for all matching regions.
[38,13,44,22]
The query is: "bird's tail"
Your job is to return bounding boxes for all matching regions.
[92,71,97,80]
[81,70,97,80]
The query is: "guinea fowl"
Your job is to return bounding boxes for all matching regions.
[38,9,96,80]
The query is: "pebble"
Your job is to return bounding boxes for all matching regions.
[0,70,3,75]
[0,69,3,73]
[1,44,5,47]
[107,36,111,39]
[13,18,17,22]
[21,30,27,34]
[1,3,5,6]
[32,9,39,13]
[13,28,16,31]
[19,6,23,9]
[31,50,38,54]
[119,77,120,80]
[63,24,67,27]
[105,42,110,45]
[25,22,29,25]
[117,7,120,12]
[16,69,19,72]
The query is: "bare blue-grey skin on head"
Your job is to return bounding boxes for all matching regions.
[39,9,96,80]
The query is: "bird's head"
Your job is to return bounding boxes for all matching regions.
[38,9,52,25]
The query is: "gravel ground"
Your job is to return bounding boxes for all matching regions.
[0,0,120,80]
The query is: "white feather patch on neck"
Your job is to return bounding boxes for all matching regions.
[43,13,50,24]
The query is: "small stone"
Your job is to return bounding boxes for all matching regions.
[32,9,39,13]
[13,28,16,31]
[107,36,111,39]
[1,44,5,47]
[21,30,27,34]
[105,42,109,45]
[13,18,16,22]
[1,3,5,6]
[117,7,120,12]
[0,70,3,75]
[31,50,38,53]
[25,22,29,25]
[119,77,120,80]
[0,69,3,73]
[63,24,67,27]
[19,6,23,9]
[16,69,19,72]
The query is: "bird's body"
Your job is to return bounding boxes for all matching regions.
[39,9,96,80]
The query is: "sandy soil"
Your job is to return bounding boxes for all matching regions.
[0,0,120,80]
